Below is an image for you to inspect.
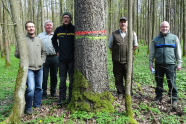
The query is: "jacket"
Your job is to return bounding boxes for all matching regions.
[15,34,46,70]
[52,23,75,63]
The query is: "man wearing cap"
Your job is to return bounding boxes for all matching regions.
[52,12,75,105]
[108,17,138,99]
[38,20,59,99]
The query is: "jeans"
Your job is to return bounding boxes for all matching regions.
[25,68,43,110]
[59,60,74,102]
[43,56,59,96]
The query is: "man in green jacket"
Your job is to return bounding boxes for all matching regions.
[15,21,46,114]
[149,21,182,109]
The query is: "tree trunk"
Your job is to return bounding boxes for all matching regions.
[125,0,138,123]
[183,0,186,57]
[2,0,29,123]
[59,0,63,25]
[68,0,114,113]
[3,1,10,67]
[0,1,4,58]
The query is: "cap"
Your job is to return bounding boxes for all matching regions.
[119,17,128,21]
[63,12,72,19]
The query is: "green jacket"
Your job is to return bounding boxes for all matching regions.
[15,34,46,70]
[149,32,182,67]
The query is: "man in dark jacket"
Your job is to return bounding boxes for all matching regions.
[52,12,75,105]
[149,21,182,109]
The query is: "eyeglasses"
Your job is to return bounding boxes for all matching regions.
[63,17,70,19]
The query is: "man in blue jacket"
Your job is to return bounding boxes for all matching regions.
[52,12,75,105]
[149,21,182,109]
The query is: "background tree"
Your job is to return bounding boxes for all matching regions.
[2,0,29,123]
[68,0,114,113]
[2,0,10,67]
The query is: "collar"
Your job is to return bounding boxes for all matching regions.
[26,34,35,38]
[119,29,127,33]
[44,31,54,35]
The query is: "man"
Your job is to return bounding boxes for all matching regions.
[108,17,138,99]
[52,12,75,105]
[38,20,59,99]
[15,21,46,114]
[149,21,182,109]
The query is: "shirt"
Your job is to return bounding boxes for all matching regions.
[108,29,138,49]
[38,31,56,55]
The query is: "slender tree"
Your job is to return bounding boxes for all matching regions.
[68,0,114,113]
[2,0,10,67]
[183,0,186,57]
[2,0,29,123]
[125,0,137,123]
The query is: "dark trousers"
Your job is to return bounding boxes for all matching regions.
[155,63,178,101]
[42,55,59,96]
[59,60,74,101]
[113,62,133,95]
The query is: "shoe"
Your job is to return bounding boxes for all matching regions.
[118,94,124,100]
[154,97,162,103]
[51,93,58,97]
[34,106,44,109]
[57,99,67,105]
[172,101,177,109]
[42,95,47,100]
[24,109,33,115]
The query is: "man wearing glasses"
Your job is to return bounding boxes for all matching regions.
[52,12,75,105]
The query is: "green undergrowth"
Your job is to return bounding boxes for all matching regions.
[0,45,186,123]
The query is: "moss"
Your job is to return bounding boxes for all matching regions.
[68,69,114,114]
[183,50,186,57]
[5,60,11,67]
[125,94,138,124]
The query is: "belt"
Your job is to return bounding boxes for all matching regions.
[47,54,57,57]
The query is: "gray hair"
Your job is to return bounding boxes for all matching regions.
[44,20,53,27]
[160,21,170,27]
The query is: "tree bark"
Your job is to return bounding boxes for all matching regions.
[183,0,186,57]
[3,0,29,123]
[68,0,114,113]
[125,0,137,123]
[3,1,10,67]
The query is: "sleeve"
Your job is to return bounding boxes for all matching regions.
[149,41,155,66]
[52,29,59,53]
[133,32,138,46]
[14,45,20,59]
[175,38,182,67]
[41,39,46,63]
[108,33,113,49]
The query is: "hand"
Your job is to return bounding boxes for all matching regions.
[177,66,181,71]
[149,65,154,71]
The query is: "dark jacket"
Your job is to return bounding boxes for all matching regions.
[52,23,75,63]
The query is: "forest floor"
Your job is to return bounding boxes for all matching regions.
[0,45,186,124]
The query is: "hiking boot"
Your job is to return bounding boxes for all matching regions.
[24,109,33,115]
[154,97,162,103]
[51,93,58,97]
[57,99,67,105]
[118,94,124,100]
[42,95,47,100]
[172,101,177,109]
